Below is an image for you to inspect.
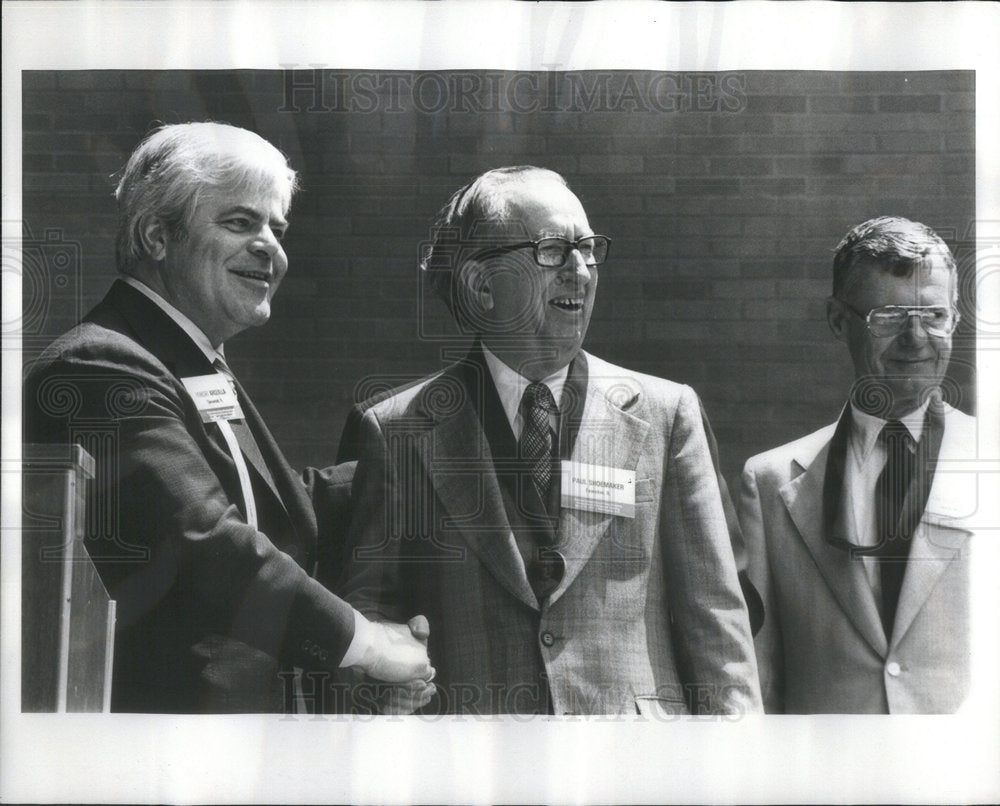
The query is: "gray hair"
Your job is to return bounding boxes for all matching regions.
[114,122,298,274]
[832,215,957,302]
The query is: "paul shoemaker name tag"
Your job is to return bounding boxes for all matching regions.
[561,460,636,518]
[181,373,245,423]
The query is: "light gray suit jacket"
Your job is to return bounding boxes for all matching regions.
[341,349,761,715]
[739,405,980,713]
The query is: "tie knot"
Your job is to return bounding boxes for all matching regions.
[522,382,556,415]
[880,420,914,451]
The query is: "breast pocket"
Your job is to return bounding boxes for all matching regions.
[634,694,687,719]
[634,477,655,504]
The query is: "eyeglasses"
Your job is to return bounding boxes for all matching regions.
[839,301,959,337]
[470,235,611,268]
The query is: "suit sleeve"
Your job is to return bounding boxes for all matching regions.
[25,349,358,674]
[335,404,365,464]
[660,385,763,715]
[737,461,785,713]
[696,395,765,636]
[337,407,408,624]
[302,460,357,592]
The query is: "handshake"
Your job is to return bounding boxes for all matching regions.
[353,614,437,714]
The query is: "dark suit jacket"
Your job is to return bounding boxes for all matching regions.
[24,280,356,712]
[339,347,762,715]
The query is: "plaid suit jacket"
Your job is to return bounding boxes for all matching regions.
[341,347,762,715]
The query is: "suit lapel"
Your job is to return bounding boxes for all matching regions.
[781,432,888,657]
[549,353,650,606]
[415,355,540,611]
[890,410,972,647]
[107,281,302,533]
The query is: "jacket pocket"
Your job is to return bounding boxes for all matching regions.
[634,694,688,718]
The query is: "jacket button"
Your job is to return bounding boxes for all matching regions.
[540,632,555,647]
[886,661,901,677]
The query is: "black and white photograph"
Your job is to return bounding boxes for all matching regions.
[3,2,998,803]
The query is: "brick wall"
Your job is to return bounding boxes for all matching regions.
[21,69,977,486]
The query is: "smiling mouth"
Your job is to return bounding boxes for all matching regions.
[549,296,584,312]
[231,270,271,284]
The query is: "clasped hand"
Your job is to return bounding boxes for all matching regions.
[359,614,436,713]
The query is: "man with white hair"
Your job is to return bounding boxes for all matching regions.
[24,122,434,712]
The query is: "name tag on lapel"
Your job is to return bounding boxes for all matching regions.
[561,460,636,518]
[181,373,245,423]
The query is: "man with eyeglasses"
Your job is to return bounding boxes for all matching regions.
[738,215,975,713]
[338,166,761,715]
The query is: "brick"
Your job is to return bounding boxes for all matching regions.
[944,93,976,113]
[644,156,708,176]
[713,280,777,299]
[877,94,942,113]
[746,95,807,114]
[673,178,741,196]
[745,73,840,94]
[578,154,643,174]
[709,114,775,135]
[808,95,876,114]
[771,155,845,175]
[676,135,742,155]
[741,178,806,196]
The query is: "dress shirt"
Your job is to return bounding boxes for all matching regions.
[481,345,569,440]
[121,276,373,668]
[846,400,928,598]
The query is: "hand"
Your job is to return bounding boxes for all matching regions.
[359,615,435,684]
[378,678,438,715]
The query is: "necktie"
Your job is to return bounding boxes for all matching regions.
[518,381,564,600]
[519,382,557,499]
[876,420,917,637]
[213,357,269,529]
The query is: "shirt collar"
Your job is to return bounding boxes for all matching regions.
[122,276,225,366]
[849,397,928,461]
[481,345,569,431]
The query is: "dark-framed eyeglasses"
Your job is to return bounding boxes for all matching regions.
[839,301,959,338]
[470,235,611,268]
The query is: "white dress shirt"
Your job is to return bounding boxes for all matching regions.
[481,345,569,440]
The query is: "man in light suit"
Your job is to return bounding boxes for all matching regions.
[340,166,761,715]
[738,216,977,713]
[24,122,434,712]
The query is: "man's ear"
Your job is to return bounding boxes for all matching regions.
[139,215,168,262]
[457,259,493,313]
[826,296,849,342]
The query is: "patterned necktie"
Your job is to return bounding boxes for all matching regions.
[876,419,918,637]
[519,382,557,499]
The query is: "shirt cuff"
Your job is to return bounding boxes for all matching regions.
[338,609,374,669]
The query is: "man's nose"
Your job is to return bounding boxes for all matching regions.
[563,247,592,282]
[899,312,930,342]
[251,226,282,258]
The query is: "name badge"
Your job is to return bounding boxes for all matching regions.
[181,373,245,423]
[561,460,636,518]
